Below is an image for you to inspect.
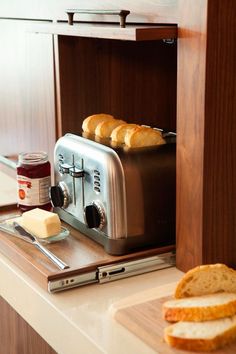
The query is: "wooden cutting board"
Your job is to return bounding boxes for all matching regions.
[114,295,236,354]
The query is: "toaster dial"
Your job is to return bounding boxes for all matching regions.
[84,202,106,230]
[50,182,70,208]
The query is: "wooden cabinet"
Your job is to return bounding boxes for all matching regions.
[0,20,56,163]
[0,296,56,354]
[0,0,236,288]
[0,0,236,352]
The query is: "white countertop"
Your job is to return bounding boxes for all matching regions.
[0,250,183,354]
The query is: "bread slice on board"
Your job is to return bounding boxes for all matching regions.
[95,119,126,138]
[163,292,236,322]
[110,123,139,143]
[175,263,236,299]
[124,126,166,148]
[164,314,236,352]
[82,113,114,134]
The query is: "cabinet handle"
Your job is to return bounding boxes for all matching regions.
[65,9,130,28]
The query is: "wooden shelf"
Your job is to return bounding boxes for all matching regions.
[31,23,177,41]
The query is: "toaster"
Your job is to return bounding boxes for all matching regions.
[50,133,176,255]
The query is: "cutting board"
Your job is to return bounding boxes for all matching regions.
[114,295,236,354]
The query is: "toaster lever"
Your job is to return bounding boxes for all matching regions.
[69,167,84,178]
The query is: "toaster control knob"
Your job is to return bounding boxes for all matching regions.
[50,182,70,208]
[84,202,106,229]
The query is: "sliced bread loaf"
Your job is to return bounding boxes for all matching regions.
[163,292,236,322]
[164,314,236,352]
[82,113,114,134]
[110,123,139,143]
[175,264,236,299]
[124,126,166,148]
[95,119,126,138]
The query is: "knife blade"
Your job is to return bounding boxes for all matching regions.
[13,222,69,270]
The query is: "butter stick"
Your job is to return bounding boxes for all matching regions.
[21,208,61,238]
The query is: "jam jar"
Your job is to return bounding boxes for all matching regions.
[17,152,51,211]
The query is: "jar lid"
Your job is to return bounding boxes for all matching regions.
[18,151,48,165]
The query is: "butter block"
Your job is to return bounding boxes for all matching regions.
[22,208,61,238]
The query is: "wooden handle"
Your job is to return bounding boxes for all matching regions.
[65,9,130,28]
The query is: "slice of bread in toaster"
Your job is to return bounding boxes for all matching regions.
[163,292,236,322]
[174,263,236,299]
[95,119,126,138]
[110,123,140,143]
[82,113,114,134]
[125,126,166,148]
[164,314,236,352]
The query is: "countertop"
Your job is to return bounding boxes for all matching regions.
[0,170,183,353]
[0,248,183,354]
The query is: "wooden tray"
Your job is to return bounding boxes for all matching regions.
[0,208,175,292]
[114,296,236,353]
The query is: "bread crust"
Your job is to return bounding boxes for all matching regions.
[95,119,126,138]
[82,114,114,133]
[164,318,236,352]
[174,263,236,299]
[125,126,165,148]
[110,123,139,143]
[163,297,236,322]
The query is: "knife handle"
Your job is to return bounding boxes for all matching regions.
[36,242,69,270]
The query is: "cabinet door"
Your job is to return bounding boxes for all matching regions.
[0,20,56,163]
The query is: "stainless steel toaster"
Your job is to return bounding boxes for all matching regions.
[50,133,176,255]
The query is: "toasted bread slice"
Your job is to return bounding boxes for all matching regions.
[124,126,166,148]
[82,114,114,134]
[163,292,236,322]
[110,123,139,143]
[95,119,126,138]
[164,314,236,352]
[175,264,236,299]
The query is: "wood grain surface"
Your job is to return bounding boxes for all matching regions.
[0,296,56,354]
[32,23,178,41]
[0,208,174,291]
[176,0,236,271]
[115,295,236,354]
[56,35,177,136]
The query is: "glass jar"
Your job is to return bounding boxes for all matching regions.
[17,152,51,211]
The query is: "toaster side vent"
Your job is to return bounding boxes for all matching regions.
[93,170,101,193]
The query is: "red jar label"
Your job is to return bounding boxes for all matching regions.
[17,175,51,206]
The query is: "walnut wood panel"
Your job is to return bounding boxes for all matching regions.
[202,0,236,265]
[0,296,56,354]
[176,0,236,271]
[32,23,178,41]
[0,0,179,24]
[0,209,175,290]
[0,20,56,164]
[56,36,177,136]
[176,0,208,270]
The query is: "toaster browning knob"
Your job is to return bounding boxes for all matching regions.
[84,202,106,229]
[50,182,70,208]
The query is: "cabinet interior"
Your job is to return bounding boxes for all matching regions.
[57,35,177,135]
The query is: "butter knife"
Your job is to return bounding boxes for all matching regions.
[13,222,69,270]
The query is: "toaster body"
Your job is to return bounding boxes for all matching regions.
[51,133,176,255]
